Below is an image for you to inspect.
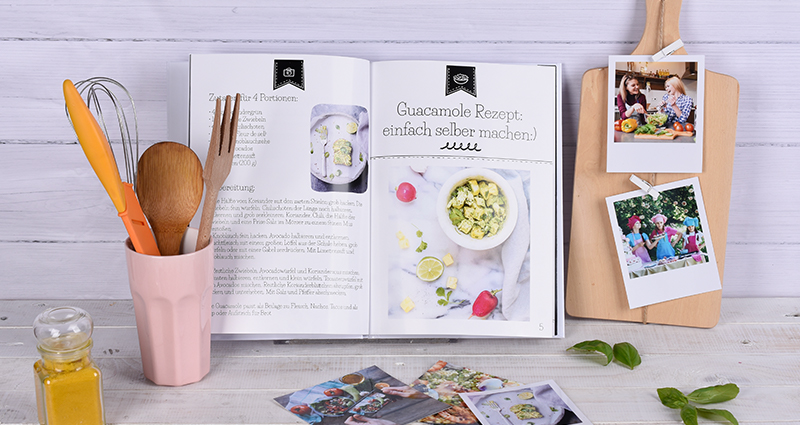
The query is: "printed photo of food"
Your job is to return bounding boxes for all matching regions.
[411,360,520,425]
[387,165,531,322]
[459,380,589,425]
[275,365,448,425]
[310,103,369,193]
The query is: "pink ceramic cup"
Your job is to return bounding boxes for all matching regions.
[124,228,213,386]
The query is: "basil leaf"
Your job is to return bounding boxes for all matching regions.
[697,407,739,425]
[687,383,739,404]
[680,404,698,425]
[566,340,613,365]
[657,387,688,409]
[613,342,642,370]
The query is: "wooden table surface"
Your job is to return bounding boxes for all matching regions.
[1,298,798,425]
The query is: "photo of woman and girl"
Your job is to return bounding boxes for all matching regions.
[616,73,695,128]
[607,57,705,173]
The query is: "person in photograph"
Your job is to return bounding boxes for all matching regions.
[616,74,648,124]
[681,217,705,254]
[626,216,653,263]
[659,76,694,126]
[650,214,682,260]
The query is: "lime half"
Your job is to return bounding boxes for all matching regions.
[416,257,444,282]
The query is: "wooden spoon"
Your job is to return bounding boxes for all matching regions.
[137,141,204,256]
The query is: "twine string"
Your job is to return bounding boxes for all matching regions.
[658,0,666,49]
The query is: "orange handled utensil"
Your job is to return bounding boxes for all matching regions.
[64,79,160,256]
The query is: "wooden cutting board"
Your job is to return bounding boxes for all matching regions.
[565,0,739,328]
[632,129,694,139]
[634,132,677,140]
[672,130,695,137]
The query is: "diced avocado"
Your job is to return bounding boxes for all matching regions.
[449,208,465,226]
[457,218,473,234]
[468,179,479,194]
[469,226,485,239]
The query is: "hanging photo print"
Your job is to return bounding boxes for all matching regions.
[605,177,721,308]
[606,55,705,173]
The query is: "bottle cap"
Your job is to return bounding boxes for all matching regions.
[33,306,94,352]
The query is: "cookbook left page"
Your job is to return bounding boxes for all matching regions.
[189,54,371,338]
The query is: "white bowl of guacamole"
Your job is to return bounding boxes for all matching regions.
[437,168,518,251]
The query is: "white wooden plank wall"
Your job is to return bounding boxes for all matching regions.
[1,1,798,299]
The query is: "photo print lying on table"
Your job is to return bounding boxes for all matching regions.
[460,380,592,425]
[605,177,721,309]
[275,365,448,425]
[386,165,532,322]
[606,55,705,173]
[411,360,522,425]
[310,103,370,193]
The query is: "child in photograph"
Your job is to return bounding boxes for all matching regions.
[626,216,653,263]
[681,217,705,254]
[616,74,648,124]
[659,76,694,126]
[650,214,683,260]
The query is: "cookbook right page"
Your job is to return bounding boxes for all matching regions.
[369,61,563,338]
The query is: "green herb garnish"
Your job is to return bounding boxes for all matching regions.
[613,342,642,370]
[436,287,453,306]
[658,384,739,425]
[567,340,641,369]
[567,340,613,365]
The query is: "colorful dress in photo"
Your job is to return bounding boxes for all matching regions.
[626,232,651,263]
[652,226,679,259]
[683,231,703,253]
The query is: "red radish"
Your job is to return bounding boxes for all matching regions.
[470,289,501,318]
[396,182,417,202]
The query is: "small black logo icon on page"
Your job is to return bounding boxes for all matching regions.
[274,59,305,90]
[445,65,476,97]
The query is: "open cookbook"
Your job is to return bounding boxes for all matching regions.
[180,54,564,338]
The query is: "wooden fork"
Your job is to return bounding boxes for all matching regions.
[196,94,240,251]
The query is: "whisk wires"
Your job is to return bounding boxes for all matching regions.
[66,77,140,188]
